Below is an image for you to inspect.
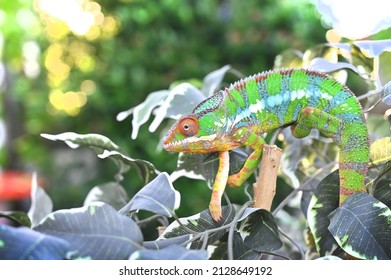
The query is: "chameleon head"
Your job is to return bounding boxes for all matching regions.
[162,114,227,153]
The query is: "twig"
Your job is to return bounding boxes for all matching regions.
[278,227,305,260]
[272,160,336,215]
[227,200,254,260]
[253,145,282,211]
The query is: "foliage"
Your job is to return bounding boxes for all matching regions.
[2,37,391,259]
[0,0,327,212]
[1,1,391,260]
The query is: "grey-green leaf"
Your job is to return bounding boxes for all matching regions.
[118,172,180,217]
[98,150,159,184]
[161,205,235,249]
[130,245,208,260]
[84,182,129,210]
[382,80,391,105]
[34,202,143,259]
[240,209,282,252]
[116,89,169,139]
[149,83,206,132]
[28,173,53,227]
[0,211,31,227]
[307,170,340,256]
[328,192,391,260]
[41,132,120,152]
[201,65,231,96]
[0,224,69,260]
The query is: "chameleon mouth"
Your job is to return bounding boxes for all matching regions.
[162,140,182,151]
[163,134,217,152]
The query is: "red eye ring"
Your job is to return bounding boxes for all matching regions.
[178,116,199,137]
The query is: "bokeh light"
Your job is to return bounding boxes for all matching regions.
[34,0,118,116]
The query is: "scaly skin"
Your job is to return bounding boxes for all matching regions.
[163,68,369,222]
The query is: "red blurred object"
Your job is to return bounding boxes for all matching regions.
[0,170,34,200]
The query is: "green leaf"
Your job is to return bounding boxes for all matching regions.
[130,245,208,260]
[307,170,340,256]
[84,182,129,210]
[27,173,53,227]
[0,211,31,227]
[35,202,143,259]
[161,205,236,249]
[0,225,69,260]
[328,192,391,260]
[240,209,283,252]
[119,172,180,217]
[40,132,120,153]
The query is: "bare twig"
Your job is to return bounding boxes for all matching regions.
[253,145,282,211]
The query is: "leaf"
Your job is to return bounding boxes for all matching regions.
[308,58,364,78]
[143,235,192,250]
[98,150,159,184]
[367,115,391,139]
[34,202,143,260]
[0,211,31,227]
[148,83,206,132]
[370,137,391,165]
[171,149,248,185]
[374,179,391,209]
[161,205,236,249]
[84,182,129,210]
[280,128,320,189]
[239,209,283,252]
[28,173,53,227]
[0,224,69,260]
[353,39,391,57]
[209,232,262,260]
[307,170,340,256]
[118,172,180,217]
[130,245,208,260]
[328,192,391,260]
[201,65,231,96]
[41,132,120,153]
[274,49,303,69]
[382,81,391,105]
[116,90,169,139]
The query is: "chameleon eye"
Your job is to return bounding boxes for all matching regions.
[178,117,198,137]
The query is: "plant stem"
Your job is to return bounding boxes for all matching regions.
[252,145,282,211]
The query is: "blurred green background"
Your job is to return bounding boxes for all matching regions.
[0,0,388,216]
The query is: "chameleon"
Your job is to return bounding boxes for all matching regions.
[162,68,369,222]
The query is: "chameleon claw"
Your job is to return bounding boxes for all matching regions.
[209,202,222,222]
[227,174,241,188]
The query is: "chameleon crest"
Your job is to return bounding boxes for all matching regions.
[163,68,369,222]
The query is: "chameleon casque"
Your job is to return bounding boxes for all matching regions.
[163,68,369,222]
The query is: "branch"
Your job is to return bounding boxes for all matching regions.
[253,144,282,211]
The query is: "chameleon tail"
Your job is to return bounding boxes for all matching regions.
[293,107,370,205]
[336,120,370,204]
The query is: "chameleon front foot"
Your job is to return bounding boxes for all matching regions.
[209,196,222,222]
[226,173,243,188]
[209,151,229,222]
